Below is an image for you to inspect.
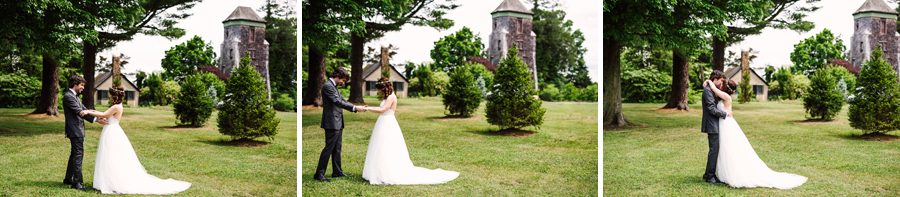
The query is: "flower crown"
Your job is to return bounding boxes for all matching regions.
[108,87,125,93]
[724,81,733,93]
[376,81,391,85]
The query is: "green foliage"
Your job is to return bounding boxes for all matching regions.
[803,68,843,121]
[486,44,546,130]
[463,62,494,97]
[848,45,900,134]
[432,71,450,95]
[621,66,672,103]
[820,65,856,100]
[197,72,226,103]
[141,72,180,106]
[261,2,298,101]
[793,74,811,97]
[218,55,280,140]
[161,35,217,81]
[739,68,753,104]
[533,3,591,88]
[173,74,214,126]
[442,64,481,117]
[430,26,483,72]
[0,70,41,108]
[273,93,296,112]
[540,84,562,101]
[790,29,845,75]
[414,63,436,97]
[775,67,798,100]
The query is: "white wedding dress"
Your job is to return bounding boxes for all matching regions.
[715,101,807,189]
[362,94,460,185]
[93,112,191,194]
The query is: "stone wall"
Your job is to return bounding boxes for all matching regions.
[489,16,538,88]
[220,24,271,98]
[851,17,899,75]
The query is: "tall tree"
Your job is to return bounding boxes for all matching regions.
[661,1,728,111]
[0,0,100,116]
[260,0,298,99]
[346,0,458,103]
[531,0,590,88]
[76,0,199,109]
[710,0,819,71]
[789,28,845,75]
[430,26,484,72]
[160,35,217,81]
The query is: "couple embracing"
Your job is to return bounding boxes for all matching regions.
[700,70,807,189]
[313,67,459,185]
[62,75,190,194]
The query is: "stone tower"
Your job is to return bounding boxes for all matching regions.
[488,0,538,89]
[220,6,271,98]
[850,0,899,76]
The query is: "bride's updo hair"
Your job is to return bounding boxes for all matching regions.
[108,85,126,105]
[375,77,393,100]
[723,80,738,95]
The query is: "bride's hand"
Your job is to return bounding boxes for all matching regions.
[79,111,88,116]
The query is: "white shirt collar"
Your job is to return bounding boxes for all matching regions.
[69,88,77,95]
[329,78,336,86]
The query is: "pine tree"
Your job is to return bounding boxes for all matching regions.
[848,44,900,134]
[217,52,281,139]
[485,43,546,130]
[174,73,214,126]
[803,66,843,121]
[442,63,481,117]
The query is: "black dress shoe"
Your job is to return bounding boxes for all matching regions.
[63,179,73,185]
[71,183,89,191]
[332,173,353,178]
[314,174,332,182]
[705,177,725,184]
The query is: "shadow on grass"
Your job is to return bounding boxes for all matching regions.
[158,125,215,131]
[196,138,271,148]
[427,115,484,121]
[464,128,536,137]
[13,180,76,190]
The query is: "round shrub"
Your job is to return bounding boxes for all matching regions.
[442,64,482,117]
[174,74,214,126]
[218,55,281,140]
[274,93,296,112]
[540,84,561,101]
[803,67,843,121]
[0,70,41,108]
[485,43,546,130]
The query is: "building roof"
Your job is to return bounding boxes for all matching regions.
[94,72,141,92]
[724,67,769,87]
[223,6,266,23]
[491,0,533,15]
[853,0,898,15]
[363,63,410,83]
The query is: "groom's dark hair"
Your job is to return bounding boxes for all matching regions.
[69,75,86,88]
[709,70,726,81]
[330,67,350,81]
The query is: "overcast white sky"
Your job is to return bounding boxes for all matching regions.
[366,0,599,83]
[104,0,272,75]
[727,0,893,70]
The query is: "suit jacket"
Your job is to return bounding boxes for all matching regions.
[63,89,97,138]
[320,79,357,130]
[701,85,728,134]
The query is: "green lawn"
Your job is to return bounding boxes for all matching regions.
[301,97,599,196]
[604,101,900,196]
[0,107,297,196]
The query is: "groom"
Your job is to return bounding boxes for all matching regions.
[701,70,731,184]
[62,75,107,191]
[314,67,368,182]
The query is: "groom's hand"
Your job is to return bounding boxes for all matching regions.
[99,118,109,125]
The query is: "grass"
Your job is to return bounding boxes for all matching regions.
[301,97,598,196]
[604,101,900,196]
[0,107,297,196]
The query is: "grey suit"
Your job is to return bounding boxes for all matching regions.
[701,85,728,180]
[315,79,357,177]
[62,89,97,184]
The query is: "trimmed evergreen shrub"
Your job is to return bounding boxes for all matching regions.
[442,64,482,117]
[174,74,214,126]
[485,43,546,130]
[803,67,843,121]
[540,84,561,101]
[848,45,900,134]
[273,93,295,112]
[217,54,281,139]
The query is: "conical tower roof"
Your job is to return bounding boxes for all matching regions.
[223,6,266,23]
[853,0,898,15]
[491,0,533,15]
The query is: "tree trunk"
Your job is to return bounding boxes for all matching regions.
[31,52,61,117]
[302,47,326,107]
[603,38,630,127]
[82,41,97,109]
[712,35,726,72]
[348,33,365,103]
[662,50,692,111]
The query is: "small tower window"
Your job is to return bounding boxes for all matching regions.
[883,19,887,35]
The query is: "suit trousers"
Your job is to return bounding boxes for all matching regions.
[315,129,344,176]
[704,133,720,180]
[65,137,84,183]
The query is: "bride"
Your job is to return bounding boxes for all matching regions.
[360,78,460,185]
[81,85,191,194]
[703,79,807,189]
